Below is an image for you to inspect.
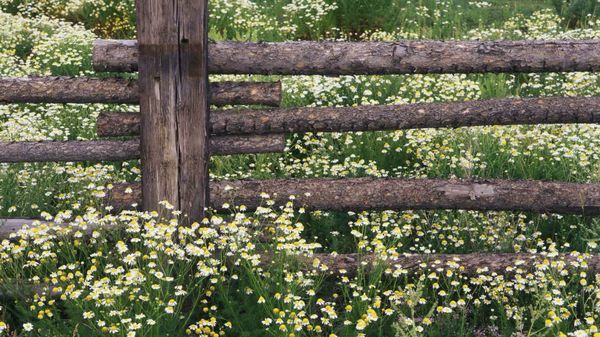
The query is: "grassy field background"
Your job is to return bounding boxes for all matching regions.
[0,0,600,336]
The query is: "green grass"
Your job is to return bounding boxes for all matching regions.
[0,2,599,335]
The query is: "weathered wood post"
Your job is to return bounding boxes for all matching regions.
[136,0,210,223]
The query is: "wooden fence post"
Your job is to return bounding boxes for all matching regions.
[136,0,210,223]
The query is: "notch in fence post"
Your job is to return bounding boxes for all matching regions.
[136,0,210,223]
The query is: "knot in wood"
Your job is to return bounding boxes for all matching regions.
[392,44,411,61]
[476,43,504,56]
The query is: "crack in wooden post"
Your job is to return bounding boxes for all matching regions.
[137,0,210,223]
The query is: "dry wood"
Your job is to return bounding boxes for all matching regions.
[0,77,281,106]
[93,39,139,72]
[210,134,286,155]
[211,81,281,106]
[107,178,600,215]
[0,140,140,162]
[93,39,600,74]
[284,253,600,276]
[135,0,211,221]
[97,112,141,136]
[0,136,285,163]
[97,97,600,137]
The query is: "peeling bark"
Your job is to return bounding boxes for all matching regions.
[93,39,600,74]
[107,178,600,215]
[0,77,281,106]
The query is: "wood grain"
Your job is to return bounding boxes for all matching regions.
[136,0,210,222]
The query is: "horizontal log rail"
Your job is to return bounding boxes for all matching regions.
[0,219,50,239]
[0,77,281,106]
[0,135,285,162]
[97,97,600,137]
[0,140,139,162]
[1,252,597,300]
[93,39,600,74]
[3,220,595,276]
[0,218,93,241]
[4,220,596,276]
[108,178,600,215]
[290,252,600,276]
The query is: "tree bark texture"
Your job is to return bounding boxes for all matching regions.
[0,136,285,163]
[97,112,141,136]
[96,97,600,137]
[210,134,286,155]
[0,77,281,106]
[283,253,600,276]
[0,140,140,162]
[93,39,600,74]
[93,39,139,72]
[107,178,600,215]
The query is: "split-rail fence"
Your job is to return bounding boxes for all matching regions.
[1,0,600,283]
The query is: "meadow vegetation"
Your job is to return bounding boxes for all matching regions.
[0,0,600,336]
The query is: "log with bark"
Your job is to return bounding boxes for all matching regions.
[0,135,285,162]
[97,97,600,137]
[282,252,600,276]
[0,77,281,106]
[2,252,597,300]
[107,178,600,215]
[5,219,596,277]
[0,140,140,162]
[93,39,600,74]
